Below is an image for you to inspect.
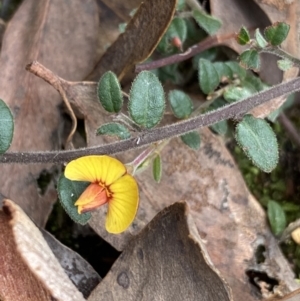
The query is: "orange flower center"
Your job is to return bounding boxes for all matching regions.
[75,182,113,214]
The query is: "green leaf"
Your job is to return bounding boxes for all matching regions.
[97,71,123,113]
[192,10,222,35]
[58,174,91,225]
[264,22,290,46]
[157,63,182,84]
[267,200,286,236]
[152,155,162,183]
[239,49,260,70]
[129,71,165,129]
[168,90,193,119]
[192,48,218,69]
[210,120,228,136]
[235,115,279,172]
[255,28,268,48]
[244,74,268,92]
[157,17,187,53]
[225,61,246,80]
[198,58,220,94]
[213,62,233,81]
[223,86,254,103]
[96,122,131,140]
[0,99,14,154]
[277,58,293,71]
[181,131,201,150]
[236,26,250,45]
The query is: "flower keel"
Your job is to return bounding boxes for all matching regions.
[75,183,108,213]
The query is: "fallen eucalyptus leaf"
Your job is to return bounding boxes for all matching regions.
[0,199,85,301]
[87,202,232,301]
[87,0,177,79]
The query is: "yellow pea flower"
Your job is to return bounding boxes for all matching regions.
[64,155,139,234]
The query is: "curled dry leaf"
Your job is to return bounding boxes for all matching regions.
[87,202,233,301]
[0,0,99,226]
[87,0,177,80]
[0,199,85,301]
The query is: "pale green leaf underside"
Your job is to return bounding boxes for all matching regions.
[235,115,278,172]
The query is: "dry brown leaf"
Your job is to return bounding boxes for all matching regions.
[0,0,99,226]
[88,128,299,300]
[87,0,177,80]
[88,202,233,301]
[93,0,143,62]
[0,199,85,301]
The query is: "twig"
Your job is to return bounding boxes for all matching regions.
[261,47,300,68]
[1,76,300,164]
[26,61,77,147]
[135,32,235,72]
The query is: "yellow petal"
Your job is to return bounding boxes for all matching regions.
[65,155,126,184]
[75,183,108,213]
[106,174,139,234]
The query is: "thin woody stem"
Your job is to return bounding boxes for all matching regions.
[1,76,300,164]
[135,32,235,72]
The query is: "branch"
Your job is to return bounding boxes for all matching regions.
[2,76,300,164]
[135,32,235,72]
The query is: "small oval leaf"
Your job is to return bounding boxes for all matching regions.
[152,155,162,183]
[0,99,14,154]
[264,22,290,46]
[213,62,233,81]
[192,10,222,35]
[255,28,268,48]
[239,49,260,71]
[224,86,254,103]
[267,200,286,236]
[97,71,123,113]
[168,90,193,119]
[129,71,165,129]
[235,115,278,172]
[198,58,220,95]
[96,122,131,140]
[181,131,201,150]
[58,174,91,225]
[236,26,250,45]
[225,61,246,80]
[277,59,293,71]
[210,120,228,136]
